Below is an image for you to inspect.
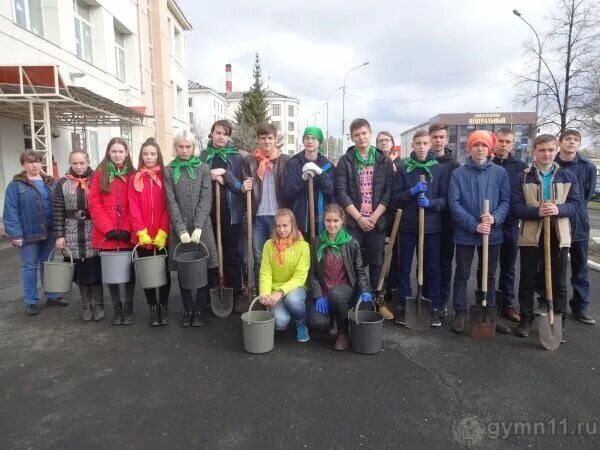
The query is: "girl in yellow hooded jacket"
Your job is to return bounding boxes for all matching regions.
[259,208,311,342]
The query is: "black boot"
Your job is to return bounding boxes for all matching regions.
[191,307,207,327]
[159,303,169,325]
[513,318,533,337]
[79,285,93,322]
[181,309,193,327]
[122,302,133,325]
[112,301,123,325]
[495,304,512,334]
[561,313,566,344]
[91,284,105,321]
[149,305,159,327]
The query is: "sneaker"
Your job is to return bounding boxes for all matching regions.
[378,304,395,320]
[430,309,442,327]
[438,307,448,319]
[451,313,466,334]
[495,321,512,335]
[46,297,69,307]
[296,320,310,343]
[513,319,532,337]
[82,305,93,322]
[534,297,548,317]
[333,332,350,351]
[395,309,406,326]
[25,304,39,316]
[572,309,596,325]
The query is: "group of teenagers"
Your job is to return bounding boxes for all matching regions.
[3,116,596,350]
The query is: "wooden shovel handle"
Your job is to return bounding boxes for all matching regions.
[543,215,554,324]
[308,175,316,238]
[481,199,489,294]
[246,189,254,293]
[418,175,425,286]
[215,182,224,283]
[376,209,403,291]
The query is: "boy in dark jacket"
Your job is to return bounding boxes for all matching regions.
[554,129,597,325]
[429,123,461,316]
[242,123,290,288]
[448,131,510,333]
[335,118,393,318]
[491,128,528,331]
[283,126,335,237]
[512,134,579,339]
[392,130,449,327]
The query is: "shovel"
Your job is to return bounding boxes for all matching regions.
[375,209,402,315]
[210,182,234,318]
[539,216,562,350]
[246,189,255,305]
[307,174,316,238]
[406,175,432,330]
[469,199,496,337]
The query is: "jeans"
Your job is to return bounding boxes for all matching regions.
[253,215,275,290]
[453,244,500,313]
[495,226,519,308]
[439,226,455,307]
[569,239,590,312]
[347,226,386,291]
[270,287,307,330]
[397,231,442,309]
[19,238,59,305]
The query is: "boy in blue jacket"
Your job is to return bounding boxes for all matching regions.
[392,130,449,327]
[448,131,510,333]
[283,126,335,238]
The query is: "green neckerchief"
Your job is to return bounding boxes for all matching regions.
[354,146,377,173]
[107,161,130,183]
[317,228,353,261]
[405,156,438,181]
[205,145,239,164]
[168,156,201,183]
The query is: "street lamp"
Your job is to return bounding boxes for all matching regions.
[322,102,329,158]
[314,111,320,125]
[513,9,542,134]
[341,62,370,148]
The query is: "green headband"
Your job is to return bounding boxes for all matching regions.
[303,126,325,154]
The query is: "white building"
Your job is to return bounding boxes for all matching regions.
[0,0,192,213]
[187,81,228,149]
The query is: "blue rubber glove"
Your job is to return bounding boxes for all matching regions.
[417,196,430,208]
[409,181,428,196]
[315,296,329,314]
[360,292,373,303]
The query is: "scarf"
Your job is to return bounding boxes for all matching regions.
[303,126,326,155]
[254,147,281,180]
[205,145,239,164]
[168,156,201,184]
[273,232,303,266]
[317,229,353,261]
[133,166,162,192]
[405,156,439,181]
[354,146,376,173]
[65,169,91,193]
[108,161,129,183]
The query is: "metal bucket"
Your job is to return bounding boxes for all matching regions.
[241,297,275,354]
[43,248,74,293]
[348,299,384,354]
[100,248,133,284]
[174,242,208,290]
[132,244,167,289]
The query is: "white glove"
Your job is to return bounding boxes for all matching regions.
[179,232,191,244]
[190,228,202,244]
[301,162,322,180]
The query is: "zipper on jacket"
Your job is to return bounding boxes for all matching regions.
[150,178,154,228]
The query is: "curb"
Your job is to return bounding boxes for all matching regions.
[588,259,600,273]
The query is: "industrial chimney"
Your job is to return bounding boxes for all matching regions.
[225,64,232,93]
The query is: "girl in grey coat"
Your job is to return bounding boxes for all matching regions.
[164,131,218,327]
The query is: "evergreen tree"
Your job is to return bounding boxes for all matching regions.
[233,53,270,151]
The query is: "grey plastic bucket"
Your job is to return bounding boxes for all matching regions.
[348,299,384,354]
[132,244,167,289]
[43,248,74,293]
[100,248,132,284]
[241,297,275,354]
[174,242,208,290]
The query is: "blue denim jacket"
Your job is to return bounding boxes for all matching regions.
[3,172,55,243]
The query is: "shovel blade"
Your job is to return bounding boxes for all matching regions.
[210,287,234,318]
[469,303,497,338]
[538,313,562,351]
[406,294,431,331]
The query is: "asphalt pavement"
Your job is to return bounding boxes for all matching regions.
[587,207,600,230]
[0,244,598,449]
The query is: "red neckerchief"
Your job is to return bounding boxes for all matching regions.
[254,147,281,180]
[133,166,162,192]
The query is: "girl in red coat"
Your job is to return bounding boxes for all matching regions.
[129,137,171,326]
[89,137,135,325]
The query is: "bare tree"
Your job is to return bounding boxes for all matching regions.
[580,59,600,142]
[514,0,600,135]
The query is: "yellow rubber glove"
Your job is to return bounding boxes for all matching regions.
[153,229,168,250]
[137,228,153,246]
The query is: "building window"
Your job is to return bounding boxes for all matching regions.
[87,130,99,168]
[288,105,294,117]
[288,122,295,132]
[74,0,93,63]
[173,24,183,63]
[13,0,44,36]
[288,135,295,145]
[172,83,178,119]
[189,111,194,125]
[272,121,281,131]
[272,104,281,116]
[188,98,193,107]
[114,30,126,81]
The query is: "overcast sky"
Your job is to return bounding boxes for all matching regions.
[178,0,556,143]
